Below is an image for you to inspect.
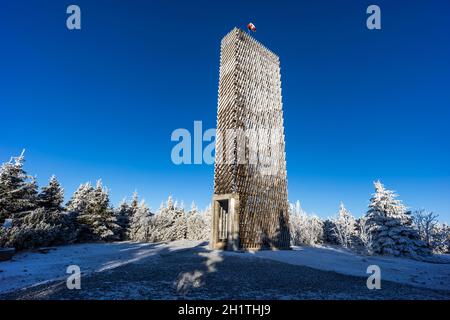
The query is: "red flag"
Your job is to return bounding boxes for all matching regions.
[247,22,256,32]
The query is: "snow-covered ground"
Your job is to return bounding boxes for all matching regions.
[226,246,450,291]
[1,241,449,296]
[0,240,202,294]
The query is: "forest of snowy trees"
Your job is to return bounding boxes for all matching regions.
[289,182,450,256]
[0,152,211,250]
[0,152,449,257]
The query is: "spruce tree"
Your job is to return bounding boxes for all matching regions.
[129,200,153,242]
[186,201,207,240]
[68,180,119,242]
[66,182,94,214]
[115,199,132,240]
[365,181,430,257]
[3,206,77,250]
[150,196,187,242]
[322,219,339,245]
[38,175,64,211]
[0,151,38,222]
[130,191,139,213]
[3,175,77,249]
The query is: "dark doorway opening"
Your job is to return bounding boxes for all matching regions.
[217,200,229,241]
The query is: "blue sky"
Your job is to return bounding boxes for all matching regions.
[1,1,449,221]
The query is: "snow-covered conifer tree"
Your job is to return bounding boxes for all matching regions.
[322,219,339,245]
[365,180,430,257]
[3,175,77,249]
[68,180,119,242]
[130,191,139,212]
[186,201,209,241]
[149,196,187,242]
[66,182,94,214]
[3,205,77,250]
[129,200,153,242]
[38,175,64,211]
[0,151,38,222]
[115,199,133,240]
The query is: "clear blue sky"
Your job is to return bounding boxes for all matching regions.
[1,1,449,222]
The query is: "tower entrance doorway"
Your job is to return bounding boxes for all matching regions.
[211,194,240,250]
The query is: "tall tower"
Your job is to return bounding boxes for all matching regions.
[211,28,290,250]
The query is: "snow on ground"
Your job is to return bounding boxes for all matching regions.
[1,241,449,296]
[225,246,450,291]
[0,240,203,294]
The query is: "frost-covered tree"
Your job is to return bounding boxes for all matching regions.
[189,201,198,214]
[0,151,38,222]
[1,207,78,250]
[130,191,139,212]
[115,199,132,241]
[429,223,450,254]
[68,180,119,242]
[356,217,374,255]
[38,175,64,211]
[129,200,153,242]
[331,202,356,248]
[365,181,430,257]
[412,210,438,248]
[66,182,94,214]
[186,202,209,241]
[322,219,339,245]
[148,196,188,242]
[291,200,304,216]
[114,192,142,240]
[413,210,450,254]
[289,201,323,246]
[307,215,324,245]
[289,201,307,245]
[0,226,5,244]
[202,204,212,239]
[2,176,76,250]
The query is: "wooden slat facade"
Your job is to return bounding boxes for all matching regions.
[212,28,290,250]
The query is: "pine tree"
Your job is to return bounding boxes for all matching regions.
[0,151,38,222]
[365,181,430,257]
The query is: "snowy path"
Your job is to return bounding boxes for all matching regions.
[230,246,450,291]
[0,240,202,294]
